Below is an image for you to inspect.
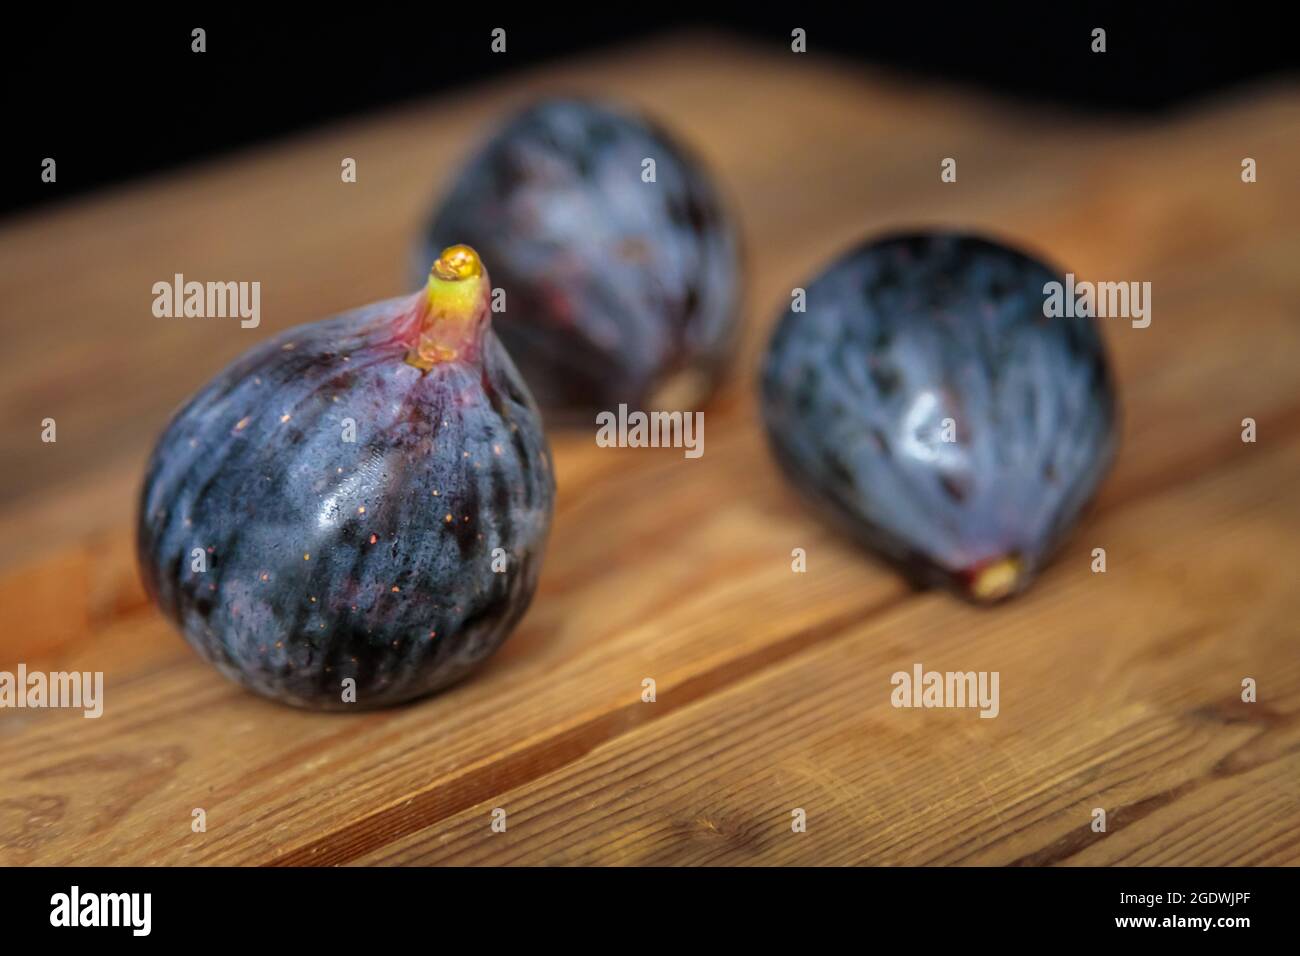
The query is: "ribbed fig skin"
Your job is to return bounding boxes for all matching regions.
[760,232,1118,601]
[417,98,740,419]
[137,298,554,709]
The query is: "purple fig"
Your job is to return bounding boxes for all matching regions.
[138,246,554,708]
[761,232,1119,603]
[417,97,741,421]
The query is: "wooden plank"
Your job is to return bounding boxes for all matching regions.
[1,33,1297,865]
[357,437,1300,865]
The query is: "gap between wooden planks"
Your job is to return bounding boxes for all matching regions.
[1,35,1297,865]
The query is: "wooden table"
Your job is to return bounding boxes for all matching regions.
[2,34,1297,866]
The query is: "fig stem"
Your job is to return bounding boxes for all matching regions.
[408,244,488,368]
[969,556,1021,603]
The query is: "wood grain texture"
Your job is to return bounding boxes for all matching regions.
[0,33,1296,866]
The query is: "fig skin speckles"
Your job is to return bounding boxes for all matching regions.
[138,247,554,709]
[416,97,741,422]
[760,232,1119,603]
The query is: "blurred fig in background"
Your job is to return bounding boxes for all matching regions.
[760,232,1118,604]
[416,97,742,422]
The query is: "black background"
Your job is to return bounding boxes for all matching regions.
[1,6,1293,218]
